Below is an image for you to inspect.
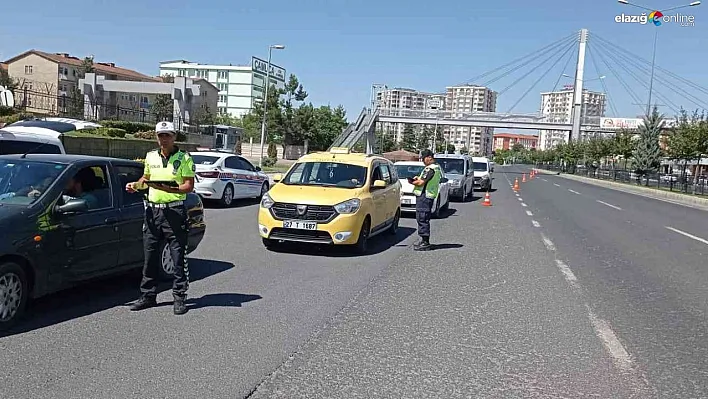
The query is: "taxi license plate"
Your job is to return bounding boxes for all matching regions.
[283,221,317,230]
[402,198,411,204]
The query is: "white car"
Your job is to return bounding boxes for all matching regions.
[394,161,451,218]
[192,151,270,207]
[472,156,493,191]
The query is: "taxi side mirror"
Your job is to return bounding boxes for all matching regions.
[272,173,282,183]
[372,180,387,189]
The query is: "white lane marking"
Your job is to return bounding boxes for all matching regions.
[521,203,527,207]
[515,193,519,196]
[587,306,633,371]
[541,234,556,251]
[525,210,533,216]
[665,226,708,246]
[597,200,622,210]
[555,259,577,283]
[531,220,541,227]
[568,189,581,195]
[518,198,523,201]
[541,178,548,182]
[553,183,561,187]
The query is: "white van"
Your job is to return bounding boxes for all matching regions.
[0,119,96,155]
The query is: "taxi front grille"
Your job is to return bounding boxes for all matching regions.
[269,228,333,243]
[270,203,337,223]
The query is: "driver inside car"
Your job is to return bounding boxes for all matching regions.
[62,167,100,209]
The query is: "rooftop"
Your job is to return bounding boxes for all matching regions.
[159,59,251,68]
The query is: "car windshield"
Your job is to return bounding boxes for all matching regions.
[283,161,367,188]
[439,159,465,175]
[192,155,221,165]
[395,164,424,179]
[0,159,68,205]
[473,162,488,172]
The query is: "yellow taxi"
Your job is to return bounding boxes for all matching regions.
[258,147,401,253]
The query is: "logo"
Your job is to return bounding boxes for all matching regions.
[161,122,167,127]
[649,10,664,25]
[296,205,307,215]
[172,160,181,174]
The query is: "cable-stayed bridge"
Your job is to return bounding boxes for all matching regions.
[331,27,708,154]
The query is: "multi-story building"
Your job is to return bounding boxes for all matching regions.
[538,85,606,150]
[159,58,286,118]
[493,133,538,151]
[375,87,443,142]
[4,50,158,116]
[444,84,497,155]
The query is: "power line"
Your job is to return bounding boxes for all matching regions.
[498,39,577,95]
[508,40,577,113]
[457,32,578,86]
[589,41,645,114]
[540,44,578,117]
[586,45,618,117]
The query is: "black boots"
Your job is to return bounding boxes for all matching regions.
[413,236,431,251]
[130,295,157,311]
[173,295,188,315]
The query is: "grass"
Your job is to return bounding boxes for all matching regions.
[261,164,291,173]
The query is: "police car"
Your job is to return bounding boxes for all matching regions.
[192,151,270,207]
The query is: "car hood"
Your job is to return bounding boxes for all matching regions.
[399,179,415,194]
[445,173,464,181]
[269,184,364,205]
[474,171,490,178]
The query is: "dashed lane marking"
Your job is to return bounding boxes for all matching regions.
[665,226,708,246]
[521,203,527,207]
[541,234,556,251]
[526,210,533,216]
[597,200,622,210]
[531,220,541,227]
[518,198,523,201]
[553,183,561,187]
[587,306,633,371]
[555,259,577,283]
[568,189,581,195]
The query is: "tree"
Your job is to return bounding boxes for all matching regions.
[400,124,417,152]
[280,74,308,146]
[417,125,434,151]
[379,130,397,152]
[511,142,525,153]
[305,105,348,151]
[633,106,663,184]
[67,86,85,119]
[668,109,708,193]
[0,68,17,92]
[151,94,173,122]
[78,56,95,78]
[161,74,175,83]
[248,81,283,144]
[613,129,635,170]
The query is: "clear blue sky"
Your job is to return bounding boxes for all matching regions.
[2,0,707,128]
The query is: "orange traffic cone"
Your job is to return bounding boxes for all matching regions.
[482,191,492,206]
[522,173,527,183]
[530,170,534,179]
[513,178,520,192]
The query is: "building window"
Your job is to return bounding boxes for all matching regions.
[218,107,227,115]
[24,65,33,74]
[197,70,208,78]
[218,71,228,79]
[219,95,227,103]
[218,83,227,91]
[178,69,186,77]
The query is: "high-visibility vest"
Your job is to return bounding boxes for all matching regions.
[143,147,195,203]
[412,163,442,199]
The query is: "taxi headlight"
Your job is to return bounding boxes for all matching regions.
[260,192,274,209]
[334,198,361,214]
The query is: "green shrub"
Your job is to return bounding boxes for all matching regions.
[262,157,277,167]
[267,142,278,160]
[0,106,14,117]
[0,112,34,125]
[99,120,154,134]
[234,139,242,155]
[131,130,186,142]
[82,127,127,138]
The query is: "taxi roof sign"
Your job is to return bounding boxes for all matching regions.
[329,147,351,154]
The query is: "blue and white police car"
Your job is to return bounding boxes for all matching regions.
[191,151,270,207]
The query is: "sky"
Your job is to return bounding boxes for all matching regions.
[2,0,708,133]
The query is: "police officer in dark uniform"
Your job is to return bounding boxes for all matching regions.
[126,121,196,315]
[410,149,442,251]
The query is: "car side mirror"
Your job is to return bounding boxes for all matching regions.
[440,177,449,183]
[55,198,88,214]
[255,166,262,172]
[372,180,387,189]
[491,167,495,172]
[272,173,282,183]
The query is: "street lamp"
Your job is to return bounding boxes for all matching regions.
[563,74,605,82]
[617,0,701,115]
[259,44,285,168]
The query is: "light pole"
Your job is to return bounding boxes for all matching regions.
[259,44,285,168]
[562,74,605,82]
[617,0,701,115]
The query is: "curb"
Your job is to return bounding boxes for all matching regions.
[536,169,708,211]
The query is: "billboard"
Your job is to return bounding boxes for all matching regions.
[600,117,678,130]
[251,57,286,82]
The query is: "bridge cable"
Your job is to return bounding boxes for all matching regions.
[593,37,705,112]
[480,36,577,88]
[586,45,619,117]
[507,41,577,113]
[497,39,577,96]
[457,32,578,86]
[592,33,708,98]
[539,43,578,117]
[593,44,682,115]
[589,41,646,115]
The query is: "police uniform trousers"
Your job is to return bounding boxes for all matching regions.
[415,195,434,238]
[141,202,189,297]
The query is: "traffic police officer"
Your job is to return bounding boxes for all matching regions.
[411,149,442,251]
[126,121,195,315]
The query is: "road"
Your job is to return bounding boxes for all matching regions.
[1,166,706,398]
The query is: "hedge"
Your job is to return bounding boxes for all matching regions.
[99,120,155,134]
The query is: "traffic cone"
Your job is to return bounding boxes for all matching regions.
[522,173,527,183]
[482,191,492,206]
[513,178,520,191]
[530,170,534,179]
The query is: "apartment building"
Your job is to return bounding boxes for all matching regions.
[159,57,286,118]
[444,84,497,155]
[4,50,158,116]
[375,87,443,142]
[538,85,606,150]
[493,133,538,151]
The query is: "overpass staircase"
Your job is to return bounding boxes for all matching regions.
[328,107,380,154]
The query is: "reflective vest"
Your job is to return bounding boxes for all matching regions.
[413,163,442,199]
[143,147,195,203]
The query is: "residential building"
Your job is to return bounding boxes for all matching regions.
[159,58,286,118]
[538,85,606,150]
[0,63,7,73]
[375,87,442,142]
[444,84,497,155]
[4,50,158,115]
[493,133,538,151]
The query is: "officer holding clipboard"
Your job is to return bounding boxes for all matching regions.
[125,121,196,315]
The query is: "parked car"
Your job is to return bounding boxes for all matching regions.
[258,147,401,253]
[0,118,104,156]
[434,153,475,201]
[472,156,493,191]
[191,151,270,207]
[0,154,206,330]
[393,161,451,218]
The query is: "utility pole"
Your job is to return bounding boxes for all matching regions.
[570,28,588,143]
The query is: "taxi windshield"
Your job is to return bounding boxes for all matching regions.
[283,161,367,188]
[0,159,67,205]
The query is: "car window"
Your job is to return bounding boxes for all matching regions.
[0,140,62,155]
[224,156,241,170]
[473,162,488,171]
[282,161,366,188]
[192,155,220,165]
[439,159,465,175]
[388,163,399,181]
[0,159,68,205]
[238,157,255,171]
[371,163,383,183]
[62,164,113,211]
[115,165,144,206]
[380,164,392,184]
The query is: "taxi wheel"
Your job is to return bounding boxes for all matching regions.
[387,210,400,235]
[0,262,28,332]
[353,217,371,254]
[220,184,234,208]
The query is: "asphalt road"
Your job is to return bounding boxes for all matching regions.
[2,167,705,398]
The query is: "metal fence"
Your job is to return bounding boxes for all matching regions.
[536,164,708,197]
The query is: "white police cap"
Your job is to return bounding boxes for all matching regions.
[156,121,176,135]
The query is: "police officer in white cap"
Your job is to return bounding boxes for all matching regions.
[126,121,195,315]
